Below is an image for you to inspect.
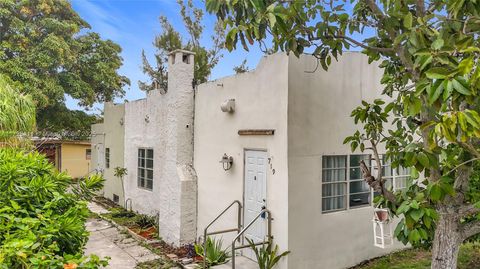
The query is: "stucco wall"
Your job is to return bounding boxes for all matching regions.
[102,103,126,204]
[60,143,91,178]
[123,51,196,246]
[194,53,290,268]
[287,52,405,269]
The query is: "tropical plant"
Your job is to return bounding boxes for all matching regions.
[114,166,128,206]
[0,0,129,136]
[135,214,157,229]
[0,148,108,268]
[207,0,480,268]
[246,238,290,269]
[139,0,224,91]
[194,237,230,267]
[0,76,35,147]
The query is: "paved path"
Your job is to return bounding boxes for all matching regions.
[85,203,160,269]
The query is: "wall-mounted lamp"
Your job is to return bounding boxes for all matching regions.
[219,153,233,171]
[145,115,150,123]
[221,99,235,113]
[119,117,124,125]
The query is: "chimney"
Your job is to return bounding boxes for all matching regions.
[160,49,197,246]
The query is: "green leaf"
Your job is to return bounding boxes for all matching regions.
[425,67,451,79]
[423,215,432,229]
[410,209,424,222]
[427,80,444,104]
[394,221,405,237]
[397,201,410,214]
[429,184,443,201]
[431,38,444,50]
[458,58,474,75]
[408,229,421,242]
[417,152,429,168]
[452,78,471,95]
[403,12,413,29]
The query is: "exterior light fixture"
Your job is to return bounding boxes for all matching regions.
[219,153,233,171]
[119,117,124,125]
[145,115,150,123]
[221,99,235,113]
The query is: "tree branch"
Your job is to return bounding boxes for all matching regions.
[460,142,480,158]
[459,204,480,217]
[333,35,394,53]
[417,0,425,17]
[360,160,397,203]
[363,0,385,19]
[359,140,397,204]
[461,220,480,240]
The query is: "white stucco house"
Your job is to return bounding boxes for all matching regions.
[91,50,408,269]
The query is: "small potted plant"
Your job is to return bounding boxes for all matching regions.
[374,208,389,222]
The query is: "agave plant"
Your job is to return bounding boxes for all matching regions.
[194,236,230,267]
[246,238,290,269]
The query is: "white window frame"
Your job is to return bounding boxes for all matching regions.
[105,148,110,169]
[137,148,154,191]
[371,155,410,195]
[322,154,373,213]
[322,154,411,214]
[322,155,348,213]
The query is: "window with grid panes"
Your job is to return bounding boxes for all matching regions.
[322,155,372,213]
[138,148,153,190]
[374,155,410,194]
[105,148,110,168]
[322,156,347,212]
[349,155,371,208]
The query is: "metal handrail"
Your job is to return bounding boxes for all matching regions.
[124,198,132,211]
[231,209,272,269]
[203,200,243,269]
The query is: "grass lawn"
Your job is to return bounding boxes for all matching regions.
[352,243,480,269]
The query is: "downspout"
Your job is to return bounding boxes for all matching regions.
[192,79,199,242]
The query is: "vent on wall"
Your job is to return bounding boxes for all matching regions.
[113,194,119,204]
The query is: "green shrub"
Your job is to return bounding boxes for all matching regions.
[0,148,108,268]
[246,238,290,269]
[194,237,230,267]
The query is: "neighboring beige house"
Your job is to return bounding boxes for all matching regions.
[92,50,408,269]
[36,140,91,179]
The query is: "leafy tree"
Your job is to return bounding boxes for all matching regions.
[139,0,225,92]
[0,0,129,135]
[207,0,480,268]
[0,76,35,147]
[36,103,98,141]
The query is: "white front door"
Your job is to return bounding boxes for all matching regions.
[243,150,267,259]
[97,143,105,173]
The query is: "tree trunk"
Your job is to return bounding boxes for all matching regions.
[431,212,462,269]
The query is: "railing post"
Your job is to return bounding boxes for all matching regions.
[267,211,272,244]
[237,202,242,242]
[203,228,207,269]
[202,200,243,269]
[231,241,236,269]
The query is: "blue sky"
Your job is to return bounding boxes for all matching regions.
[68,0,264,113]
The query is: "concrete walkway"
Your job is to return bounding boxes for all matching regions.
[85,203,160,269]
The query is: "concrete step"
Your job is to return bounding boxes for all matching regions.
[211,256,258,269]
